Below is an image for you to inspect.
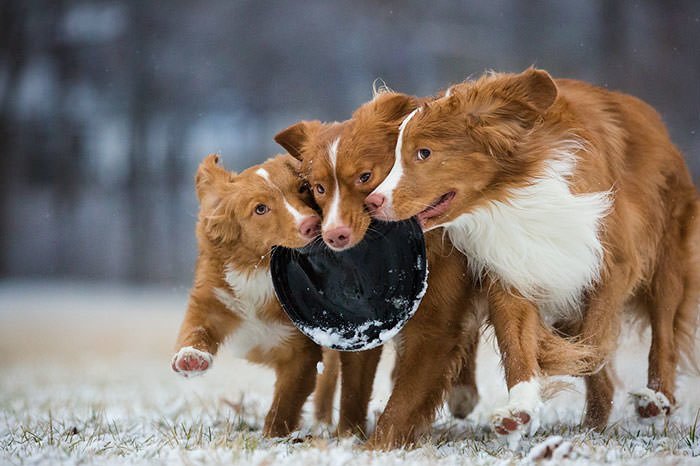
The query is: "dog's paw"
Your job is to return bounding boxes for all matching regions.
[492,380,542,448]
[629,388,671,424]
[492,407,540,449]
[309,422,335,439]
[492,408,533,437]
[447,384,479,419]
[526,435,573,462]
[171,346,213,378]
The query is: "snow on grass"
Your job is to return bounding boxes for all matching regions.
[1,281,700,465]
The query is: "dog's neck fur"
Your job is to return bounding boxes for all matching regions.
[204,239,276,318]
[444,141,612,316]
[211,252,291,357]
[216,262,275,319]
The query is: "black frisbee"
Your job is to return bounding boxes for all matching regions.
[271,218,428,351]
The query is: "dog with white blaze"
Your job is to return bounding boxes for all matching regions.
[174,154,356,436]
[366,68,700,440]
[274,90,596,449]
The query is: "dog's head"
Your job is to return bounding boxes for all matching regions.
[366,68,558,230]
[195,154,320,255]
[274,92,421,251]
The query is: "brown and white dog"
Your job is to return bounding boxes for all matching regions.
[274,91,595,448]
[275,117,481,449]
[366,69,700,440]
[173,154,341,437]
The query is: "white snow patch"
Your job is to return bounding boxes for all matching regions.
[526,435,574,462]
[3,282,700,466]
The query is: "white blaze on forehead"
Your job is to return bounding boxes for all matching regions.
[369,108,420,209]
[255,167,306,226]
[255,167,271,182]
[322,137,344,229]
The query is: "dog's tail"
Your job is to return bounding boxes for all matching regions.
[536,324,602,377]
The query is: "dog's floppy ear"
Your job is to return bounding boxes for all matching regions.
[195,154,234,207]
[195,155,240,243]
[274,121,323,161]
[201,206,240,244]
[457,69,558,155]
[370,92,420,123]
[499,68,558,116]
[460,68,558,127]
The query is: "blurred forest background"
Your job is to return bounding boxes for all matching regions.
[1,0,698,285]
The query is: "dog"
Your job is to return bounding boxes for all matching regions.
[366,68,700,440]
[277,116,480,449]
[274,91,594,448]
[173,153,343,436]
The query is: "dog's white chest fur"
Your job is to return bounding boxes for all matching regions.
[213,266,294,357]
[446,158,612,317]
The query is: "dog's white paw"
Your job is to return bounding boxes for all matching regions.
[447,384,479,419]
[629,388,671,424]
[309,422,334,439]
[171,346,213,378]
[491,380,542,448]
[492,407,537,448]
[526,435,573,462]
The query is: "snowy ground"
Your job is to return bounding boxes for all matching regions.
[1,281,700,466]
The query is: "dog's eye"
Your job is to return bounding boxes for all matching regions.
[299,182,310,193]
[315,184,326,195]
[254,204,269,215]
[417,148,432,160]
[358,172,372,184]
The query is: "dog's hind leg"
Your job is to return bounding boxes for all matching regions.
[447,316,480,419]
[583,364,615,428]
[549,318,615,430]
[632,200,700,423]
[630,266,681,423]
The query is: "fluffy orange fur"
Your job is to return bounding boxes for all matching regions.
[276,111,482,449]
[366,69,700,430]
[174,154,354,436]
[277,91,602,446]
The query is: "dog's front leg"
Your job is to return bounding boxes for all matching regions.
[366,320,463,450]
[172,295,237,377]
[488,285,543,447]
[337,346,383,438]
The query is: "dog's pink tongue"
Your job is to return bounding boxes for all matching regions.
[418,192,454,225]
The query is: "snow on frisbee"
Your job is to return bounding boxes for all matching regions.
[271,218,428,351]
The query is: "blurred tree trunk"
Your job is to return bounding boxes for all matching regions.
[48,0,85,276]
[653,0,700,180]
[126,0,153,282]
[165,116,188,281]
[0,1,28,276]
[654,0,694,115]
[513,0,540,67]
[598,0,625,86]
